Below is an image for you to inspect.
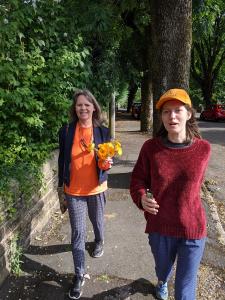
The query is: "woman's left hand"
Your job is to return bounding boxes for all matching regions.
[98,157,113,170]
[105,157,113,168]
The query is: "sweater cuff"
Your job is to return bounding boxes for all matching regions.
[137,189,146,210]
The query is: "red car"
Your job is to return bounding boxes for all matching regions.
[200,104,225,121]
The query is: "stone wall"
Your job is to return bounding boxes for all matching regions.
[0,151,59,286]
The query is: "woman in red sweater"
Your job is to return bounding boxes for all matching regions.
[130,89,211,300]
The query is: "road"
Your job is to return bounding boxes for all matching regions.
[198,119,225,146]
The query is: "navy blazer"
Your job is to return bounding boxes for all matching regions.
[58,121,111,187]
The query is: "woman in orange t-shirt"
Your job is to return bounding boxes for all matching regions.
[57,89,112,299]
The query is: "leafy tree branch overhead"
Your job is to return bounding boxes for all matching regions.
[192,0,225,107]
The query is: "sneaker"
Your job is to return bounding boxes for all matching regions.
[92,240,104,258]
[155,281,168,300]
[68,275,85,299]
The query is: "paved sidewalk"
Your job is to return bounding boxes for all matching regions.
[0,112,225,300]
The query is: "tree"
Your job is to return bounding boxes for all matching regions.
[150,0,192,135]
[70,0,153,131]
[140,24,153,132]
[191,0,225,108]
[118,1,152,131]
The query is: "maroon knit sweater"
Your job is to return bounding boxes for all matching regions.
[130,137,211,239]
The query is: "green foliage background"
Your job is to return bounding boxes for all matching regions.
[191,0,225,107]
[0,0,139,223]
[0,0,93,222]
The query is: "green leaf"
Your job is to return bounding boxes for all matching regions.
[37,40,45,47]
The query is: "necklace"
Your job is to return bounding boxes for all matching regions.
[78,124,94,152]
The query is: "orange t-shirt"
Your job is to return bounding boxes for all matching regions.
[64,123,107,196]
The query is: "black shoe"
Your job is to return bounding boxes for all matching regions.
[68,275,85,299]
[92,240,104,258]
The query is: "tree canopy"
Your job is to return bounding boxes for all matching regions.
[192,0,225,107]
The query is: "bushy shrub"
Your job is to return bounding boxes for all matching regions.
[0,0,92,222]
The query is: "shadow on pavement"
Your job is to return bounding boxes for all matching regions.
[90,278,156,299]
[116,130,141,134]
[0,255,71,300]
[116,111,136,121]
[25,243,71,255]
[113,159,135,167]
[24,242,99,270]
[0,252,156,300]
[108,172,131,189]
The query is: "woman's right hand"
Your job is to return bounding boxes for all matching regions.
[60,200,67,214]
[141,194,159,215]
[57,186,68,214]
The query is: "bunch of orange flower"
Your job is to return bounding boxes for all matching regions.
[97,140,122,160]
[85,140,122,170]
[97,140,122,170]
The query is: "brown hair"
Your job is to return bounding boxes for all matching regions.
[156,105,201,141]
[70,89,103,126]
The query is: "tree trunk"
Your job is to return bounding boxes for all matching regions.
[109,92,116,139]
[140,24,153,132]
[150,0,192,136]
[202,78,213,108]
[140,71,153,132]
[126,81,138,112]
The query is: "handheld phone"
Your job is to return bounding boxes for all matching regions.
[146,189,153,198]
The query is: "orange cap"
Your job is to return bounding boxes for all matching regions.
[156,88,192,110]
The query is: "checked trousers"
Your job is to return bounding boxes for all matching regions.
[66,192,106,276]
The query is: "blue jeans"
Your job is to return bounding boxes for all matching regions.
[66,192,106,276]
[148,233,206,300]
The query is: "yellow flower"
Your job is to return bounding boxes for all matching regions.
[86,142,95,153]
[113,140,121,147]
[113,140,122,156]
[107,142,115,157]
[115,146,122,156]
[97,144,108,160]
[96,140,122,160]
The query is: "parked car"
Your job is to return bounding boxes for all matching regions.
[131,102,141,119]
[200,104,225,121]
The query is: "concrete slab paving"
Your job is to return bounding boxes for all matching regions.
[0,113,225,300]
